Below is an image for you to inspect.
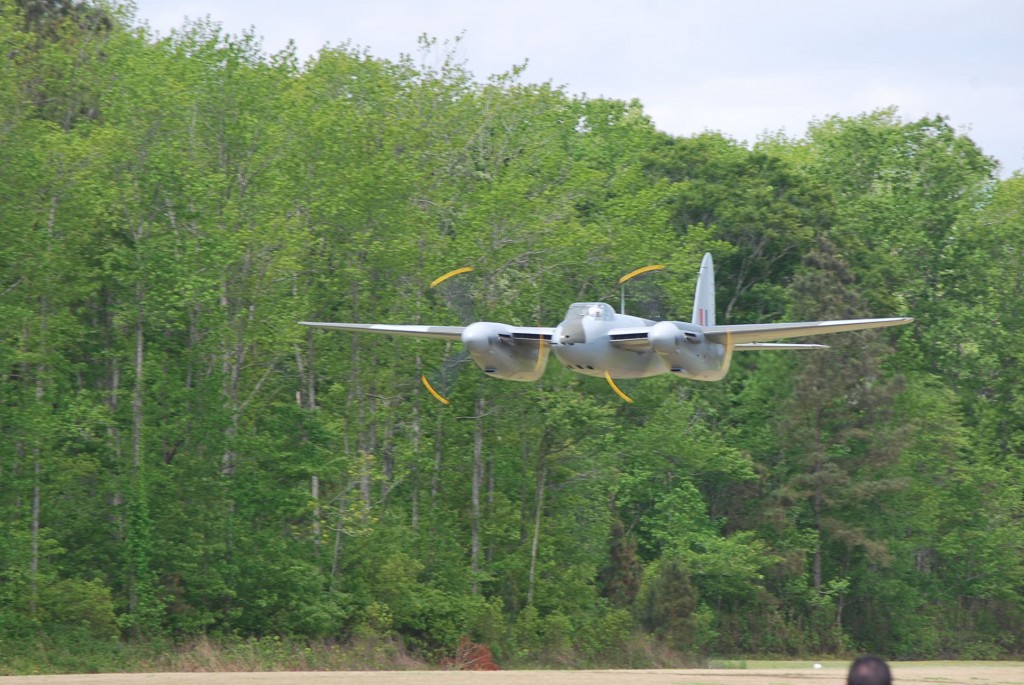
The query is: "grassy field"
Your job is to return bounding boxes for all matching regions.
[1,662,1023,685]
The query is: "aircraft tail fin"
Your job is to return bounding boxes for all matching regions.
[692,252,715,327]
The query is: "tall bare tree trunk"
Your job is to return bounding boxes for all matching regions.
[311,475,321,555]
[334,287,362,583]
[330,488,346,587]
[133,284,144,474]
[30,203,56,603]
[30,459,40,605]
[486,438,495,564]
[431,413,443,510]
[295,321,322,557]
[470,395,484,594]
[105,291,124,574]
[381,404,395,504]
[128,282,146,618]
[411,355,422,530]
[304,320,317,409]
[411,279,424,530]
[527,455,546,606]
[812,418,824,592]
[220,279,237,478]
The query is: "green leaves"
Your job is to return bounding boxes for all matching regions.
[1,3,1022,667]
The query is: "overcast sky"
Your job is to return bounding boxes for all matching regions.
[130,0,1024,176]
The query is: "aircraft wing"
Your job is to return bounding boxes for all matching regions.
[704,317,913,345]
[300,322,556,344]
[299,322,465,341]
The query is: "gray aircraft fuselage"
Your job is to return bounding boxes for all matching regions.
[549,302,728,381]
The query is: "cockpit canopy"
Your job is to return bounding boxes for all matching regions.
[565,302,615,321]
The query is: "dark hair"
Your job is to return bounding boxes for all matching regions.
[847,655,892,685]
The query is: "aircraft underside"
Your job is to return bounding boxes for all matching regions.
[551,339,729,382]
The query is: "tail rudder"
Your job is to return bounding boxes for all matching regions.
[692,253,715,327]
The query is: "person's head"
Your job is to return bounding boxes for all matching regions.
[847,655,892,685]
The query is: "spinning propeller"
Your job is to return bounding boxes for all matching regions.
[420,266,476,405]
[605,264,666,403]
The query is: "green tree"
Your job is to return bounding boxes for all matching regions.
[765,240,907,650]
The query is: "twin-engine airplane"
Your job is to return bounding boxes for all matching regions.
[301,254,913,403]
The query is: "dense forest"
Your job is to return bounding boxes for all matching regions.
[1,0,1023,673]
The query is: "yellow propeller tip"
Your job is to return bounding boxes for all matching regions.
[421,375,451,405]
[604,371,634,403]
[430,266,474,288]
[617,264,665,285]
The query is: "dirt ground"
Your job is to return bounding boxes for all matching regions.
[2,664,1024,685]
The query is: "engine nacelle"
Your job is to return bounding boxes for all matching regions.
[461,322,548,381]
[649,321,703,352]
[648,320,729,381]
